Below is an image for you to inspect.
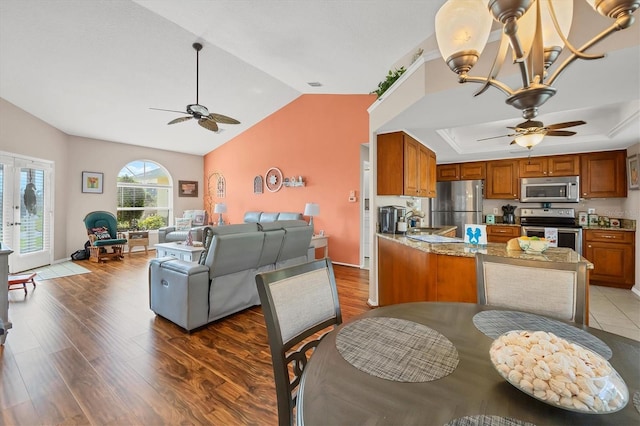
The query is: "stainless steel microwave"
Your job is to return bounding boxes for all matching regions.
[520,176,580,203]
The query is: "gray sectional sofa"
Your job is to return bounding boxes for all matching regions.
[148,219,313,331]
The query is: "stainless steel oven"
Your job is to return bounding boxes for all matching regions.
[520,208,583,255]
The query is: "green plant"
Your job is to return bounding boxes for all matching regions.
[371,66,406,98]
[138,215,166,230]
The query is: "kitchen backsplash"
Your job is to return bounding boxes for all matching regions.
[483,198,630,223]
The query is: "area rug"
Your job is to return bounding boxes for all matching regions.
[23,261,91,279]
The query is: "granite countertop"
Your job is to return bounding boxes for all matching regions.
[377,233,593,268]
[582,226,636,232]
[485,223,521,227]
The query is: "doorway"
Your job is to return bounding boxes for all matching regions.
[0,153,54,273]
[360,144,370,269]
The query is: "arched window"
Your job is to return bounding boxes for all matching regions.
[116,160,172,230]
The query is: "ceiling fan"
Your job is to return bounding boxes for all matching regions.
[150,42,240,132]
[478,119,586,149]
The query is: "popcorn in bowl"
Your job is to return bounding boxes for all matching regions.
[518,236,549,254]
[489,330,628,413]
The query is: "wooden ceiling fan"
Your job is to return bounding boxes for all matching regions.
[150,43,240,132]
[479,119,586,149]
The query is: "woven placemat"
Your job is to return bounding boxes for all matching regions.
[633,391,640,414]
[445,415,536,426]
[335,317,459,382]
[472,310,612,360]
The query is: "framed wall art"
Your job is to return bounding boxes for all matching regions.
[82,171,103,194]
[627,154,639,190]
[179,180,198,197]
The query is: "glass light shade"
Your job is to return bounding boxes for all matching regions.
[304,203,320,217]
[435,0,492,62]
[515,133,545,148]
[540,0,573,49]
[214,203,227,214]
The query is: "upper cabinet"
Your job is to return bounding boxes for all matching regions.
[377,132,437,197]
[437,162,486,181]
[580,150,627,198]
[486,160,519,200]
[519,155,579,178]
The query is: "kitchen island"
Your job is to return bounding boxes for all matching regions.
[377,233,593,308]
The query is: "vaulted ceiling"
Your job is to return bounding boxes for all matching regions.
[1,0,638,162]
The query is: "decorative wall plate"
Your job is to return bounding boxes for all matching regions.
[265,167,283,192]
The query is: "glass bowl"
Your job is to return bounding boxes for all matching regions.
[489,330,629,414]
[518,237,549,254]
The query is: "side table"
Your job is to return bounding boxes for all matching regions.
[127,230,149,255]
[310,234,329,259]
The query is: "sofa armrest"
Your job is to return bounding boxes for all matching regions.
[150,257,209,275]
[158,226,176,243]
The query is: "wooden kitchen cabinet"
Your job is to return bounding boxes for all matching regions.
[461,162,486,180]
[583,229,635,289]
[580,150,627,198]
[437,164,460,181]
[377,131,436,197]
[519,155,580,178]
[485,160,519,199]
[437,162,485,181]
[487,225,521,243]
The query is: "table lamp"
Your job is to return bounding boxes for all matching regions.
[304,202,320,229]
[214,203,227,226]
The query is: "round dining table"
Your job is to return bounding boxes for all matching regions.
[297,302,640,425]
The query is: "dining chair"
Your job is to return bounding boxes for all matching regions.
[255,258,342,426]
[475,253,588,324]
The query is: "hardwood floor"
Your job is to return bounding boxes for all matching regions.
[0,254,371,425]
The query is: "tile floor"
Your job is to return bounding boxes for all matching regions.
[589,285,640,342]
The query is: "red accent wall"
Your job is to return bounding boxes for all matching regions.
[203,94,375,265]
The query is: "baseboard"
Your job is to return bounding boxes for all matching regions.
[331,260,359,268]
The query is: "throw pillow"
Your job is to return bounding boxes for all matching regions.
[175,217,192,231]
[191,209,206,226]
[91,227,112,240]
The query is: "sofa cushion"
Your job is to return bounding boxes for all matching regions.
[211,223,260,235]
[243,211,262,223]
[207,232,265,277]
[260,212,280,222]
[278,212,304,220]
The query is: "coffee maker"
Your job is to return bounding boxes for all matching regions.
[502,204,516,224]
[378,205,407,234]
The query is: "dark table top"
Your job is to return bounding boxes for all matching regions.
[297,302,640,426]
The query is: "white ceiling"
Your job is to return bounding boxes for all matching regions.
[1,0,639,161]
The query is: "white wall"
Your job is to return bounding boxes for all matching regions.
[0,97,204,262]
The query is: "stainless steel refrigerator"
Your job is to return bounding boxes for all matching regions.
[429,180,483,238]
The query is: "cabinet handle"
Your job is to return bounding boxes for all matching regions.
[602,235,613,238]
[588,245,592,248]
[583,193,587,196]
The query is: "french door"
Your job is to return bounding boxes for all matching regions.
[0,153,54,273]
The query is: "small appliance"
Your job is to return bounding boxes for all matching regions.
[520,176,580,203]
[378,205,407,234]
[502,204,516,224]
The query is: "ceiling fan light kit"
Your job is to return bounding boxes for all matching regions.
[435,0,639,120]
[150,42,240,133]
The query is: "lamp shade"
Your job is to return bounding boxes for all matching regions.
[214,203,227,214]
[435,0,492,64]
[304,203,320,217]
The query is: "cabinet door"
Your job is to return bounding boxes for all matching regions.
[548,155,579,176]
[486,160,519,199]
[403,136,420,196]
[584,230,635,289]
[460,162,486,180]
[487,225,521,243]
[426,149,437,197]
[437,164,460,181]
[519,157,548,177]
[417,144,429,197]
[376,132,404,195]
[580,150,627,198]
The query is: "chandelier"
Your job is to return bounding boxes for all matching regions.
[435,0,640,120]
